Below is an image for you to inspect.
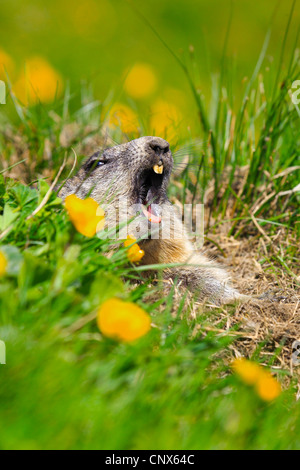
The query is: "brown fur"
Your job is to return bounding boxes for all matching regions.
[59,136,245,304]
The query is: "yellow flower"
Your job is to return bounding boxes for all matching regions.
[149,99,182,143]
[232,358,262,385]
[124,63,157,99]
[0,251,7,276]
[97,298,151,342]
[108,103,140,135]
[13,56,63,105]
[232,358,281,402]
[124,236,145,263]
[65,194,105,237]
[255,374,282,402]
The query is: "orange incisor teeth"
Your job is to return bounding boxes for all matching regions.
[153,164,163,174]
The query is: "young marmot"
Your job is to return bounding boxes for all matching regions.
[59,136,246,304]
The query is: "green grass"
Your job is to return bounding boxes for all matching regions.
[0,5,300,450]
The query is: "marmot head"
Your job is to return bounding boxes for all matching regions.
[60,136,174,228]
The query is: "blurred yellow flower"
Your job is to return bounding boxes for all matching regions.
[65,194,105,237]
[97,298,151,342]
[0,48,15,79]
[124,63,157,99]
[232,358,261,385]
[124,236,145,263]
[13,56,63,105]
[0,251,7,276]
[150,99,182,142]
[255,374,282,402]
[232,358,281,402]
[108,103,140,135]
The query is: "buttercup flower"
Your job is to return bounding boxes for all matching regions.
[124,63,157,99]
[232,358,262,385]
[255,374,282,402]
[0,251,7,276]
[232,358,281,402]
[124,236,145,263]
[150,99,182,142]
[13,56,63,105]
[108,103,140,135]
[65,194,105,237]
[97,298,151,342]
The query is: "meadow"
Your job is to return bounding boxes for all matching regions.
[0,0,299,450]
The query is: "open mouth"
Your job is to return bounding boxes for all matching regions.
[136,164,165,224]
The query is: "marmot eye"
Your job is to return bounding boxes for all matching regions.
[84,157,108,173]
[96,160,107,167]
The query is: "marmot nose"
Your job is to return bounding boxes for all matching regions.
[148,137,170,156]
